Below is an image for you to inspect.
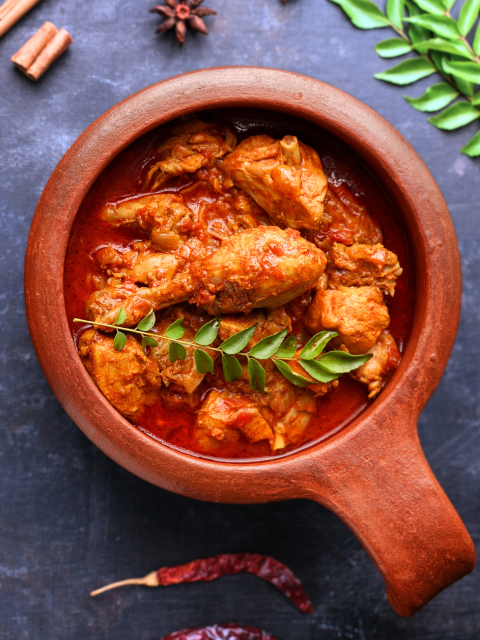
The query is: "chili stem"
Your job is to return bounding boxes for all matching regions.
[90,571,158,597]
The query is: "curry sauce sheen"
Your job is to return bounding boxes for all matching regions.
[64,111,415,460]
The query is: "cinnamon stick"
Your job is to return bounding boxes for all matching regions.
[0,0,18,20]
[11,20,56,71]
[24,27,72,81]
[0,0,43,38]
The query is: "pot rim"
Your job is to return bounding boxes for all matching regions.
[24,66,461,495]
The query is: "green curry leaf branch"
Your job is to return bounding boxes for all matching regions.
[73,309,371,392]
[328,0,480,156]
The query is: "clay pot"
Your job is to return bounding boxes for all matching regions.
[24,68,475,617]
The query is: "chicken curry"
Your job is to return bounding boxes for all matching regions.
[65,113,414,460]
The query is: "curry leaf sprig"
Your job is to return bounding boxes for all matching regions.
[73,309,371,392]
[328,0,480,156]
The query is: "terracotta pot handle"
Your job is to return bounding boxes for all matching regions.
[305,416,475,616]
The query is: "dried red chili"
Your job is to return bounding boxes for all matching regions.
[91,553,313,614]
[160,623,278,640]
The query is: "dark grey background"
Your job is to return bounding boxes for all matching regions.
[1,0,479,638]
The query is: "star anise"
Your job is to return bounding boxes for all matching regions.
[150,0,217,47]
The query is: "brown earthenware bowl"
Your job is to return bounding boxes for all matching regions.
[24,67,475,617]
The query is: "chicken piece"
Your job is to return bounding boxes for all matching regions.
[220,134,328,230]
[305,183,383,248]
[86,272,108,292]
[285,290,314,324]
[78,329,161,419]
[182,165,272,223]
[304,286,390,354]
[186,191,267,247]
[149,305,291,400]
[271,404,314,451]
[305,379,339,397]
[191,226,327,316]
[195,390,274,449]
[100,183,269,264]
[218,306,292,350]
[95,242,181,287]
[159,386,203,412]
[86,273,194,327]
[232,192,271,223]
[327,242,403,296]
[350,330,401,398]
[148,307,219,395]
[93,182,273,322]
[199,361,317,452]
[100,194,194,251]
[264,369,317,450]
[86,227,326,326]
[146,120,237,190]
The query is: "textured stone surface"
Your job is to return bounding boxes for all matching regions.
[0,1,479,639]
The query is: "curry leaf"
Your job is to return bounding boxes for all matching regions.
[248,358,266,393]
[473,20,480,55]
[430,50,451,75]
[406,0,431,43]
[249,328,289,360]
[440,55,475,96]
[194,348,214,374]
[165,318,185,340]
[457,0,480,36]
[113,330,127,351]
[451,75,474,98]
[169,342,187,363]
[387,0,405,28]
[274,361,311,388]
[461,130,480,156]
[325,0,480,157]
[428,102,480,129]
[194,316,222,346]
[329,0,390,29]
[404,15,460,39]
[221,323,258,354]
[405,82,460,111]
[222,353,242,382]
[375,58,436,84]
[375,38,412,57]
[75,313,372,393]
[317,351,372,374]
[300,359,341,383]
[299,331,338,360]
[411,0,446,14]
[413,38,474,59]
[442,59,480,84]
[114,308,127,326]
[276,334,298,359]
[137,309,156,332]
[472,90,480,105]
[142,335,158,350]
